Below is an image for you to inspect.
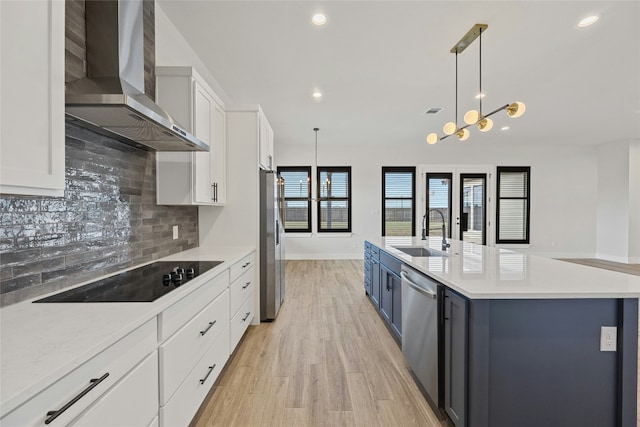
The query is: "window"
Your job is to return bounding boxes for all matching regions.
[382,167,415,236]
[496,166,531,244]
[317,167,351,232]
[278,166,311,232]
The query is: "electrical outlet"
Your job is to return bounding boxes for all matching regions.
[600,326,617,352]
[172,225,179,240]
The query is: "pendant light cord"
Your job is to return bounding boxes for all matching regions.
[479,27,483,115]
[313,128,319,201]
[455,51,458,126]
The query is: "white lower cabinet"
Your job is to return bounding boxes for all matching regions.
[159,289,229,405]
[69,352,159,427]
[160,326,230,427]
[159,272,229,342]
[1,250,257,427]
[0,319,156,427]
[230,292,254,352]
[229,265,255,316]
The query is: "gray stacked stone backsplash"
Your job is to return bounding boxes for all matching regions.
[0,122,198,306]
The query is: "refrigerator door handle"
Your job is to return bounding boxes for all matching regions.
[275,219,280,245]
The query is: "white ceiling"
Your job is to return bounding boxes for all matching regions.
[157,1,640,149]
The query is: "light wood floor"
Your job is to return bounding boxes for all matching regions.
[193,260,444,427]
[560,258,640,276]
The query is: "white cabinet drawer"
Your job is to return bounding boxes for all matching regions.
[230,292,254,352]
[69,351,158,427]
[159,271,229,341]
[1,319,156,427]
[229,252,254,283]
[229,265,255,318]
[159,289,229,405]
[160,326,230,427]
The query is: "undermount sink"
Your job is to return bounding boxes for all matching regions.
[393,246,447,257]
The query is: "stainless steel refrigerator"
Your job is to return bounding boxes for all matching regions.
[260,169,285,321]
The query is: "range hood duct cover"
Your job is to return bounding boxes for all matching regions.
[65,0,209,152]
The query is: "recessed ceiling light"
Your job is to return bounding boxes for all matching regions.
[578,15,599,28]
[312,13,327,26]
[475,93,486,99]
[312,91,322,98]
[501,126,510,131]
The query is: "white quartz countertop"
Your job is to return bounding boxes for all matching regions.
[369,237,640,299]
[0,246,254,417]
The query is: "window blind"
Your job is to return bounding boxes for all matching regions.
[382,168,415,236]
[496,167,530,244]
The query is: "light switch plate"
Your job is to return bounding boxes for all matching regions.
[600,326,617,352]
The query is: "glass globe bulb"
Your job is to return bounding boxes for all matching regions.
[426,133,439,145]
[457,128,470,141]
[464,109,479,125]
[507,101,526,118]
[478,117,493,132]
[443,122,457,135]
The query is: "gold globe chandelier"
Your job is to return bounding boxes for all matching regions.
[426,24,526,144]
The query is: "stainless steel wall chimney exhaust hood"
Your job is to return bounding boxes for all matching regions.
[65,0,208,152]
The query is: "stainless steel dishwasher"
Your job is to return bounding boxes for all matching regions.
[401,264,440,408]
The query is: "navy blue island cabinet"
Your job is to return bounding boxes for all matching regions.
[364,239,639,427]
[461,296,638,427]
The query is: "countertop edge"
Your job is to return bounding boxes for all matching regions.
[366,238,640,300]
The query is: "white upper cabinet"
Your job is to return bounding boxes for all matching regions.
[258,112,274,170]
[0,1,65,197]
[156,67,226,205]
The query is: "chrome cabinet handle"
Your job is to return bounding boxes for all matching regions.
[242,282,251,289]
[200,320,216,336]
[242,312,251,322]
[45,373,109,424]
[199,364,216,385]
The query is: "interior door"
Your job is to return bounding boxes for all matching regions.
[459,174,487,245]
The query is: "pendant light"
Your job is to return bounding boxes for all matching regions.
[426,24,526,144]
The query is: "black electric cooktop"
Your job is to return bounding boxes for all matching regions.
[33,260,223,303]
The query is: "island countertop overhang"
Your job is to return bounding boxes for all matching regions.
[366,237,640,299]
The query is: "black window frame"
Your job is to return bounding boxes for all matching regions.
[496,166,531,244]
[382,167,416,237]
[277,166,312,233]
[317,166,352,233]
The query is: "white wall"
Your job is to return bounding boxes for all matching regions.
[276,142,599,259]
[155,5,230,105]
[596,140,640,263]
[628,141,640,263]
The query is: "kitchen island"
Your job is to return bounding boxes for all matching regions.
[365,237,640,427]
